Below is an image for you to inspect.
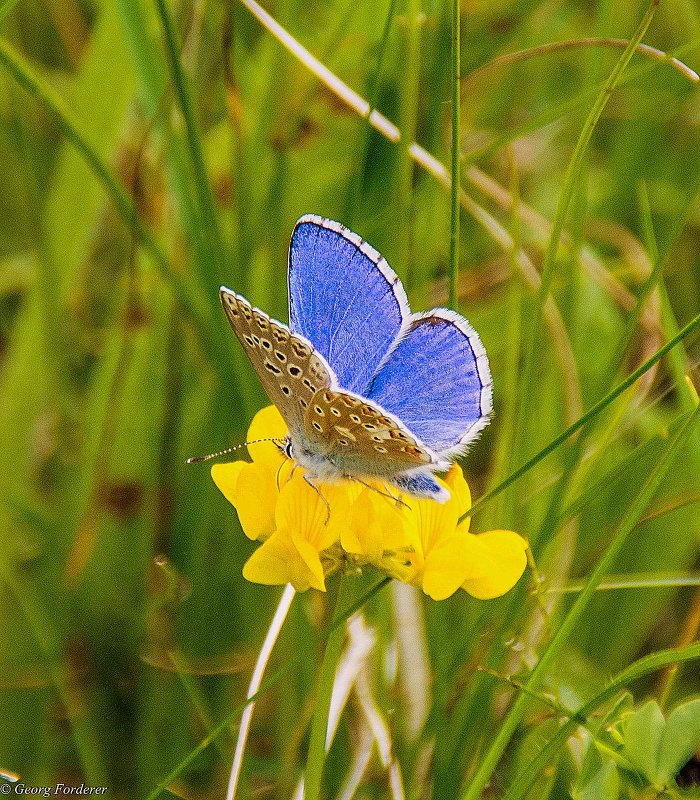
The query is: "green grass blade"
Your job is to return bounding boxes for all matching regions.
[303,575,357,800]
[449,0,460,310]
[465,306,700,523]
[153,0,226,287]
[460,401,700,800]
[0,37,223,366]
[513,0,661,465]
[145,578,391,800]
[503,641,700,800]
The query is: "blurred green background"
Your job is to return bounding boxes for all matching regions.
[0,0,699,797]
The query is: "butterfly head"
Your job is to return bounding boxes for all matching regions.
[279,436,294,460]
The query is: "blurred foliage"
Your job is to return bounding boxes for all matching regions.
[0,0,699,798]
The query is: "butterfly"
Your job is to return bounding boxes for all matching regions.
[220,215,492,502]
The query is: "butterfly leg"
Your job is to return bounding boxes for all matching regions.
[277,461,299,491]
[303,474,331,524]
[350,477,411,510]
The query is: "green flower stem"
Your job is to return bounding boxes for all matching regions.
[0,37,222,368]
[503,640,700,800]
[304,573,356,800]
[460,402,700,800]
[153,0,226,286]
[464,306,700,524]
[448,0,460,310]
[145,577,390,800]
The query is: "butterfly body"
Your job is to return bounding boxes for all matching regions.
[221,216,492,502]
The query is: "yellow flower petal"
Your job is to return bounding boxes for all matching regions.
[233,462,281,540]
[247,405,288,468]
[410,484,460,556]
[460,530,528,599]
[212,461,278,540]
[342,488,415,559]
[290,529,327,591]
[420,532,473,600]
[211,461,245,507]
[275,473,346,552]
[242,527,325,591]
[443,464,471,523]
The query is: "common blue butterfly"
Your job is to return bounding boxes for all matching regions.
[220,215,492,502]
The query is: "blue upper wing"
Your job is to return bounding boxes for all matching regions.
[366,310,493,454]
[288,216,409,394]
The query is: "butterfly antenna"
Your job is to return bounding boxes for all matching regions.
[186,438,284,464]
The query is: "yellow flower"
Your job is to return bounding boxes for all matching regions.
[211,405,290,541]
[211,406,353,591]
[211,405,528,599]
[340,486,416,582]
[400,466,528,600]
[242,472,350,591]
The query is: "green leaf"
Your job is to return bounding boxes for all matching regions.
[656,699,700,786]
[620,700,666,784]
[573,757,620,800]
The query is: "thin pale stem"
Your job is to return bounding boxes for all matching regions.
[146,577,391,800]
[463,37,699,86]
[227,584,296,800]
